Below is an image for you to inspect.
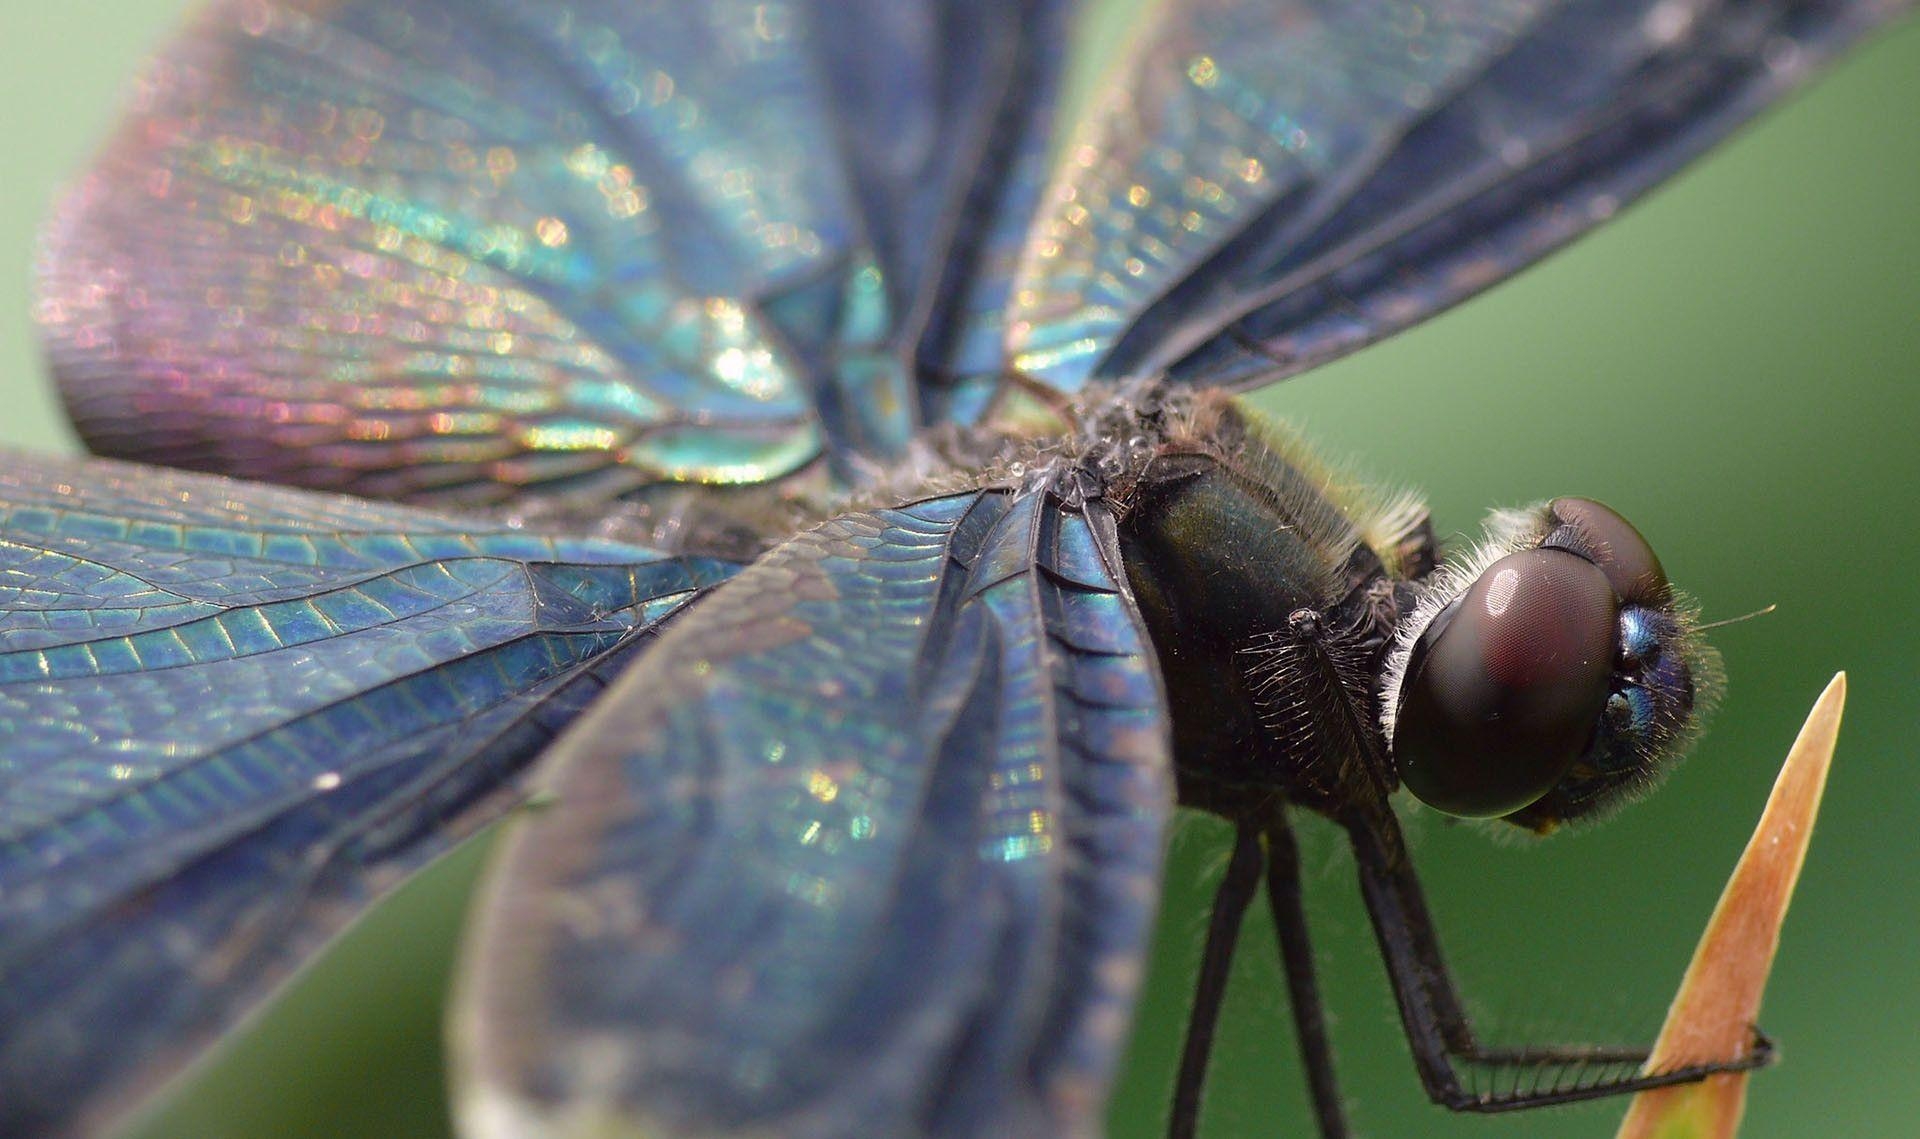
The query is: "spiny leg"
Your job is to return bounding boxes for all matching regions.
[1262,808,1348,1139]
[1169,825,1262,1139]
[1341,807,1772,1111]
[1381,823,1649,1068]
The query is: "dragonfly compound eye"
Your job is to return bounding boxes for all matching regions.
[1392,548,1619,818]
[1546,496,1670,605]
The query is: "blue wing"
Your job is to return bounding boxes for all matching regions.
[1005,0,1909,394]
[454,482,1173,1138]
[39,0,1068,504]
[0,454,733,1139]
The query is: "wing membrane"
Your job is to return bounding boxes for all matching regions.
[1005,0,1552,391]
[455,483,1173,1138]
[0,454,733,1139]
[1160,0,1913,387]
[39,0,1064,504]
[1005,0,1909,394]
[40,1,1912,473]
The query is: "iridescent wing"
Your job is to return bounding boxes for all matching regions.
[0,454,733,1139]
[1004,0,1910,393]
[45,2,1909,496]
[39,0,1069,505]
[453,483,1173,1139]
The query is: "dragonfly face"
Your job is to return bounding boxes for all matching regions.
[0,2,1912,1137]
[1386,495,1713,829]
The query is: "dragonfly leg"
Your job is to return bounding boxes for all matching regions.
[1169,825,1263,1139]
[1340,807,1773,1111]
[1366,815,1649,1066]
[1262,809,1349,1139]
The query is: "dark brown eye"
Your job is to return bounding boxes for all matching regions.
[1549,497,1669,604]
[1393,548,1619,817]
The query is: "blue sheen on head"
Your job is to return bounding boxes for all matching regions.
[1620,606,1662,665]
[1503,600,1716,832]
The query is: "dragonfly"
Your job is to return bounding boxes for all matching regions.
[0,3,1910,1138]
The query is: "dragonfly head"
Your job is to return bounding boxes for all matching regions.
[1382,498,1721,834]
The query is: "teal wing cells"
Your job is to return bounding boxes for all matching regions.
[37,0,1073,504]
[454,482,1174,1139]
[0,453,734,1139]
[1003,0,1903,394]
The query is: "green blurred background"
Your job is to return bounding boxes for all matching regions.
[0,4,1914,1138]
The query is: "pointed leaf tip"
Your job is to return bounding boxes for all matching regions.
[1615,672,1844,1139]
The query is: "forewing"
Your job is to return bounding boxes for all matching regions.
[0,454,733,1139]
[39,0,1060,504]
[455,485,1173,1139]
[911,1,1078,430]
[1005,0,1910,393]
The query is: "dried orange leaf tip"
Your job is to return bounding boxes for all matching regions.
[1614,672,1844,1139]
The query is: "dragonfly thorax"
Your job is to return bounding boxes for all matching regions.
[1104,394,1431,821]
